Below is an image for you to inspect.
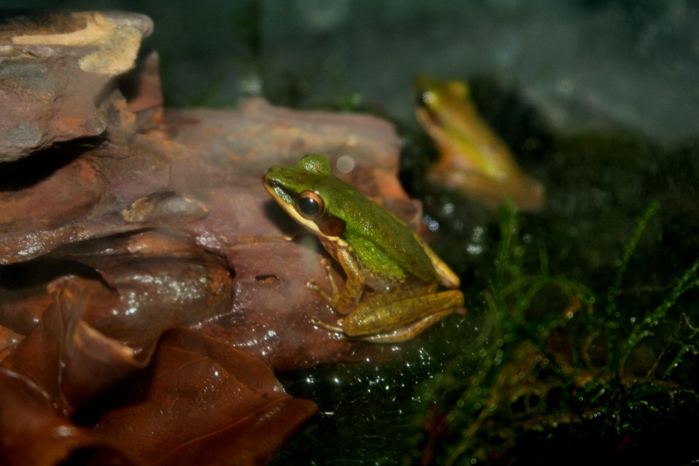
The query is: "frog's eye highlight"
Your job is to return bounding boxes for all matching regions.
[297,191,324,219]
[416,89,436,108]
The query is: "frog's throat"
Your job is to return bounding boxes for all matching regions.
[264,182,348,248]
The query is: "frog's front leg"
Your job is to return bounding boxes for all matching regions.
[306,247,365,315]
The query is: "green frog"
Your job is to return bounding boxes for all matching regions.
[263,154,464,343]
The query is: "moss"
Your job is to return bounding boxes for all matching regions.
[406,202,699,464]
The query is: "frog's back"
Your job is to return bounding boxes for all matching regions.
[339,193,440,286]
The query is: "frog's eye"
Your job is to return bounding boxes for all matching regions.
[416,89,436,108]
[297,191,324,219]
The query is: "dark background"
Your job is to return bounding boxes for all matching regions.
[5,0,697,143]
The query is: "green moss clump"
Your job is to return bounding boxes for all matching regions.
[410,202,699,465]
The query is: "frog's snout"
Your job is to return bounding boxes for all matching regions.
[262,168,276,185]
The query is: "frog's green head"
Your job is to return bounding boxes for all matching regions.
[263,154,350,241]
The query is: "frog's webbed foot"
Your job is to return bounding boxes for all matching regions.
[310,316,346,340]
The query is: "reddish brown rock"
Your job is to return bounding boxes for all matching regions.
[0,65,414,369]
[0,156,105,232]
[0,11,153,161]
[165,97,405,198]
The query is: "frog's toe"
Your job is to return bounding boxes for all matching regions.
[311,316,345,336]
[306,279,318,290]
[319,257,332,268]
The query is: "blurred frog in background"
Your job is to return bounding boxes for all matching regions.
[414,76,544,210]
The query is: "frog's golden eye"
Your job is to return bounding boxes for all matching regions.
[297,191,324,219]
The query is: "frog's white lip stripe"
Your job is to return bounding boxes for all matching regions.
[268,183,293,206]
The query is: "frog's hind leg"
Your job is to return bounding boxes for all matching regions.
[355,308,455,343]
[310,308,455,343]
[345,289,465,343]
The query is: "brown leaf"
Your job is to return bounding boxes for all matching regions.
[0,277,315,465]
[154,397,316,466]
[0,325,23,361]
[93,328,317,465]
[0,368,145,466]
[0,259,57,336]
[1,231,235,350]
[2,276,147,414]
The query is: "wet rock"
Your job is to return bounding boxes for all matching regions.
[0,11,152,161]
[0,154,105,232]
[0,9,417,372]
[165,97,405,198]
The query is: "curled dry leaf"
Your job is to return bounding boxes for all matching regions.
[0,368,144,466]
[0,325,23,361]
[1,277,316,465]
[93,328,317,465]
[2,277,147,414]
